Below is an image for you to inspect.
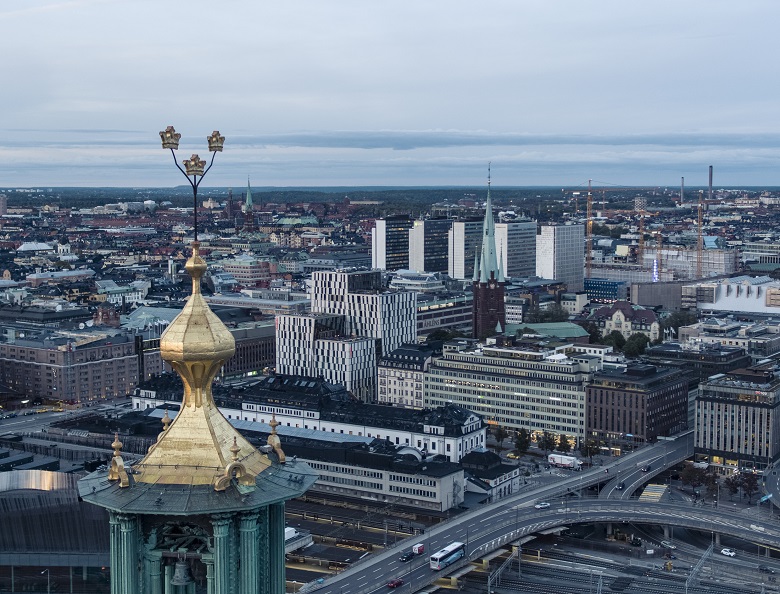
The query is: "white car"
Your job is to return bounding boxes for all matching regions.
[660,540,677,549]
[721,548,736,557]
[534,502,551,509]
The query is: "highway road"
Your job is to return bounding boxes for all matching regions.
[301,431,780,594]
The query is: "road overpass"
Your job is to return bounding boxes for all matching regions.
[301,431,778,594]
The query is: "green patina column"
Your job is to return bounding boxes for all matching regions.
[145,550,163,594]
[238,512,260,594]
[201,553,214,594]
[118,514,139,594]
[268,503,286,594]
[257,506,269,592]
[212,514,233,594]
[109,513,121,594]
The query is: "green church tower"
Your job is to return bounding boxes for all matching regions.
[79,242,317,594]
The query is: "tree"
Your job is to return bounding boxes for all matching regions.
[623,333,650,357]
[703,471,719,498]
[582,322,602,345]
[580,440,599,465]
[724,474,741,501]
[493,425,509,451]
[556,433,572,453]
[602,330,626,351]
[742,473,760,504]
[680,465,706,493]
[660,311,698,338]
[515,428,531,456]
[539,431,556,455]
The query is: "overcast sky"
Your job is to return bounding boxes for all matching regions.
[1,1,778,188]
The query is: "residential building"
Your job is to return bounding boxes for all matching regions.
[378,342,442,409]
[586,364,688,455]
[536,224,585,291]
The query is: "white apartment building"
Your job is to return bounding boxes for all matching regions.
[495,220,537,279]
[448,219,483,280]
[536,224,585,292]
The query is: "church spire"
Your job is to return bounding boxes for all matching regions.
[243,176,253,213]
[480,163,499,281]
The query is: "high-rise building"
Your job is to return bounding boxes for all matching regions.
[536,224,585,291]
[471,182,506,340]
[80,242,316,594]
[408,217,453,273]
[277,270,416,400]
[312,270,417,357]
[448,218,483,280]
[371,214,413,270]
[495,220,537,279]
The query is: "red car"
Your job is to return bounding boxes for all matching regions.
[387,578,404,588]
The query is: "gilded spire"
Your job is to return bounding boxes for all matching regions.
[133,241,271,488]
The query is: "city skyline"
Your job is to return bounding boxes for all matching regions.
[1,1,779,187]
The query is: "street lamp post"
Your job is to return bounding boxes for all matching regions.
[159,126,224,242]
[41,568,50,594]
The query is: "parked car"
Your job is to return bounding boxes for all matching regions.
[387,578,404,588]
[721,548,736,557]
[534,502,551,509]
[399,552,414,563]
[660,541,677,549]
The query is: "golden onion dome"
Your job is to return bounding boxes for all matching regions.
[160,242,235,363]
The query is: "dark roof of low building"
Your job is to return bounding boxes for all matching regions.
[590,301,658,324]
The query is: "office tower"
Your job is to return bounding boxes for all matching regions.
[408,217,453,273]
[371,214,413,270]
[81,242,316,594]
[0,194,7,216]
[495,219,537,279]
[471,183,506,340]
[448,218,483,280]
[536,224,585,291]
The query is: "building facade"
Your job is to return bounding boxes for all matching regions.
[448,218,483,280]
[586,364,688,455]
[495,220,537,279]
[378,343,441,409]
[536,224,585,292]
[372,215,413,271]
[696,364,780,473]
[408,218,452,273]
[425,336,601,446]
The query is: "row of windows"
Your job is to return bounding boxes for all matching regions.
[388,485,436,498]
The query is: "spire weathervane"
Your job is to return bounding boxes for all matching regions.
[160,126,224,242]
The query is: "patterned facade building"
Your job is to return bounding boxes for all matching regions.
[277,270,416,401]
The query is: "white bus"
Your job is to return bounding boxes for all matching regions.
[429,541,465,570]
